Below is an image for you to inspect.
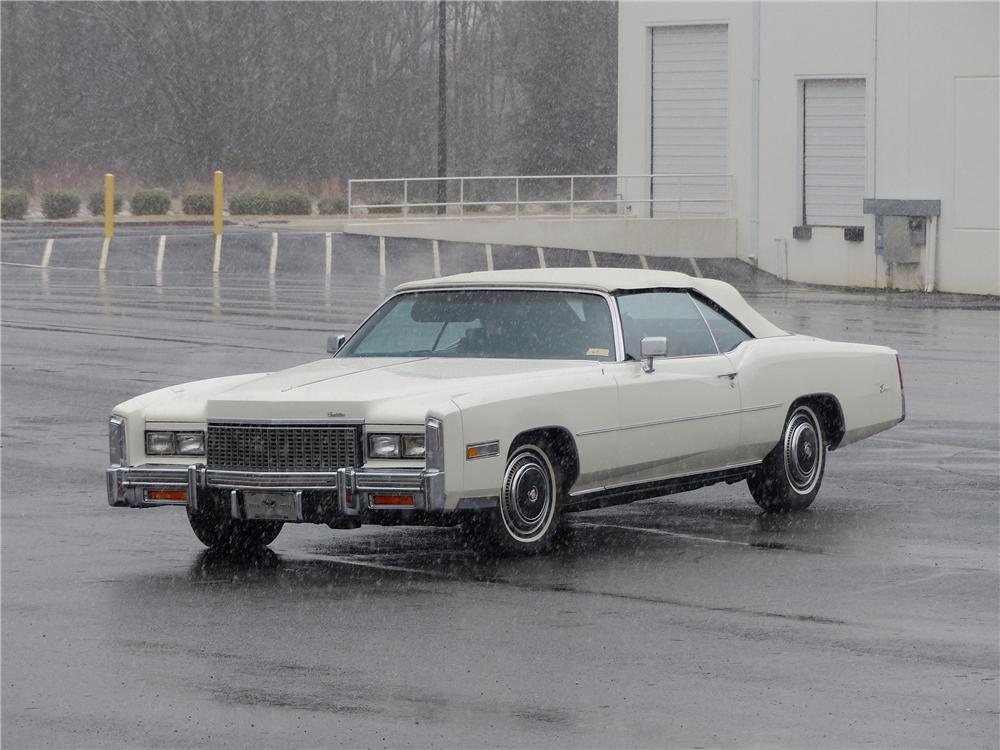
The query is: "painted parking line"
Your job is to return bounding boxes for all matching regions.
[283,550,448,578]
[485,243,494,271]
[41,239,54,268]
[432,239,441,277]
[587,250,597,268]
[574,521,755,548]
[537,246,547,269]
[639,255,649,270]
[378,236,387,277]
[689,257,703,277]
[325,232,333,276]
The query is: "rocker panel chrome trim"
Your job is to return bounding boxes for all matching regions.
[569,459,763,498]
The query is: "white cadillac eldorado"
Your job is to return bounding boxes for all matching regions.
[107,268,904,553]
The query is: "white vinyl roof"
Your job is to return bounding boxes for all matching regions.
[396,268,787,339]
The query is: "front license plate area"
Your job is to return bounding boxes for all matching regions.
[243,491,299,521]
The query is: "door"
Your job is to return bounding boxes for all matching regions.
[803,78,866,226]
[610,290,742,485]
[650,24,729,217]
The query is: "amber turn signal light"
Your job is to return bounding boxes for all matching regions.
[372,494,414,507]
[146,489,188,502]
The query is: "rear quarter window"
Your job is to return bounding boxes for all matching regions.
[691,295,753,352]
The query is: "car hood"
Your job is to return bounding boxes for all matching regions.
[134,356,603,424]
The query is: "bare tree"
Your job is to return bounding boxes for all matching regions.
[0,1,617,191]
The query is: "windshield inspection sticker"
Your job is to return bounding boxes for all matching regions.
[586,348,610,357]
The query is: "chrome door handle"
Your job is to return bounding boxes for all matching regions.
[718,372,738,380]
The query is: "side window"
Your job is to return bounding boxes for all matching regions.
[692,296,753,352]
[617,291,718,359]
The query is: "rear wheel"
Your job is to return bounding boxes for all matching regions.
[491,444,562,554]
[187,508,283,552]
[748,403,826,511]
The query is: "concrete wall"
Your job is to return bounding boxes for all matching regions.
[618,1,999,295]
[344,217,737,258]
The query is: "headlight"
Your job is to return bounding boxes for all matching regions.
[402,435,425,458]
[109,416,126,466]
[146,431,175,455]
[368,433,424,459]
[176,432,205,456]
[368,434,401,458]
[145,429,206,456]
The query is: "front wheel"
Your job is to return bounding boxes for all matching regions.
[187,508,283,553]
[492,444,562,554]
[748,403,826,511]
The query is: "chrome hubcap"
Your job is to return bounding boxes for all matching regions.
[501,451,553,541]
[784,411,821,492]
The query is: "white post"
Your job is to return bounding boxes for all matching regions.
[99,237,111,270]
[155,235,166,272]
[213,234,222,274]
[269,232,279,275]
[325,232,333,276]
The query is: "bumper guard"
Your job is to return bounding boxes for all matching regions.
[106,464,445,518]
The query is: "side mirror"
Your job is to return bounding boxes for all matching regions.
[327,334,347,355]
[640,336,668,373]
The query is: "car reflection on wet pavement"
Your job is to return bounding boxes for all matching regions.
[2,262,997,749]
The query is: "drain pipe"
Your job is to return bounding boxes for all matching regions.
[750,0,761,266]
[872,1,881,288]
[924,216,939,292]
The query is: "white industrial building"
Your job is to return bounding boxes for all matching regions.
[618,1,999,295]
[347,2,997,295]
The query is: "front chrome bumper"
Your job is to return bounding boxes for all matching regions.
[106,464,446,518]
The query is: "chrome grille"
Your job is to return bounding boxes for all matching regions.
[207,423,361,473]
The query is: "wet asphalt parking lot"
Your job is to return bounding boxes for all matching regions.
[2,228,998,749]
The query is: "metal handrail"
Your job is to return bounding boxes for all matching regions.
[347,173,733,220]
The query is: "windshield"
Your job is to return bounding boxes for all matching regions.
[338,289,616,361]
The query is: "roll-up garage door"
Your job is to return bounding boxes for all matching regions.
[803,78,866,226]
[650,24,728,217]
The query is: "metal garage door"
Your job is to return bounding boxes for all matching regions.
[650,24,729,217]
[803,78,866,226]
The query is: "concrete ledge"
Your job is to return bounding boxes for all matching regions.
[344,217,737,258]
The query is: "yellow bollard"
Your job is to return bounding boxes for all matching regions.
[213,170,224,236]
[103,173,115,240]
